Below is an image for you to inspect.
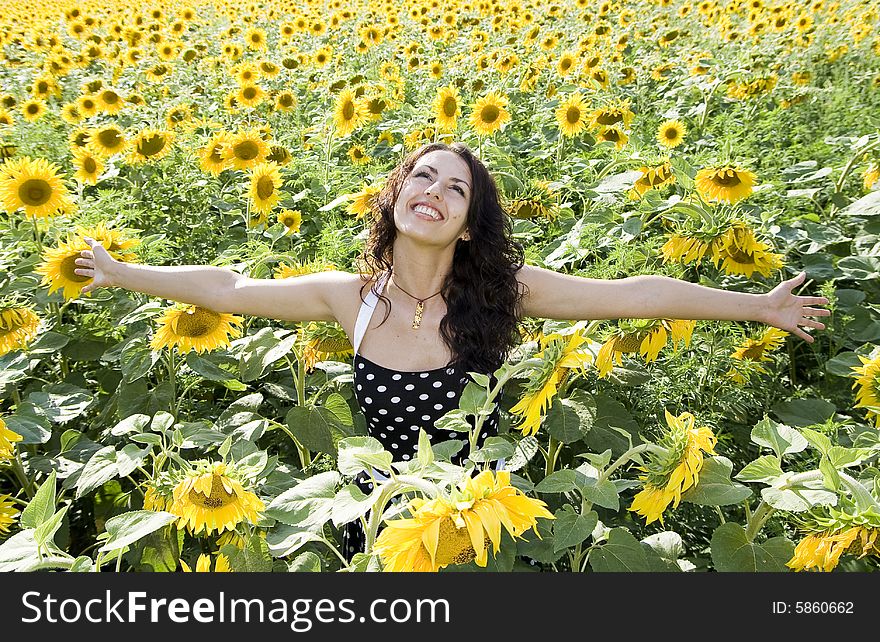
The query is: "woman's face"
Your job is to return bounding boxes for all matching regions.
[392,150,472,246]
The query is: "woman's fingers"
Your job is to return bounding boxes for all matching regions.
[801,307,831,317]
[800,318,825,330]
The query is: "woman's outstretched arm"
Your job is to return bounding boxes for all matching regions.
[516,265,830,343]
[75,237,346,322]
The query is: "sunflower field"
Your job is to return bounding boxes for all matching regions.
[1,0,880,575]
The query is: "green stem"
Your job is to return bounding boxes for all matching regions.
[833,136,880,195]
[598,443,660,483]
[467,357,536,456]
[698,331,717,398]
[325,126,334,186]
[166,349,177,417]
[545,436,562,477]
[268,419,311,469]
[318,536,349,567]
[12,450,35,499]
[11,386,22,409]
[363,476,439,554]
[30,215,42,251]
[744,500,774,542]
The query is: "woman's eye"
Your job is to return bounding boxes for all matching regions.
[452,186,464,196]
[415,171,431,179]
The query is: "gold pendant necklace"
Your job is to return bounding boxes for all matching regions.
[390,273,443,330]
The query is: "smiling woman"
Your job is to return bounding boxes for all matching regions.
[73,140,831,565]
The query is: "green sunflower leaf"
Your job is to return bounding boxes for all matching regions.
[552,507,597,553]
[710,522,794,572]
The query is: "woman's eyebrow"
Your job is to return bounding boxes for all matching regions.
[421,164,471,189]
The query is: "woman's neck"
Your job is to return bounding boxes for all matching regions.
[389,239,454,297]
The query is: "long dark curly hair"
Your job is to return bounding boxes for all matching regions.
[357,142,527,375]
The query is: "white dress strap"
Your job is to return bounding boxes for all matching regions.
[353,271,390,354]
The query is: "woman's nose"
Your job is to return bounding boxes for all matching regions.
[425,182,442,199]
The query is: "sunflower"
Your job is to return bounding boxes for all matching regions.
[0,305,40,356]
[262,145,289,167]
[247,162,283,215]
[71,147,104,185]
[374,470,554,571]
[199,131,232,175]
[0,417,23,461]
[731,326,788,362]
[554,93,589,138]
[711,221,783,278]
[618,66,636,85]
[60,103,82,124]
[245,27,267,51]
[274,91,297,112]
[347,144,371,165]
[169,462,263,535]
[589,103,635,131]
[695,166,756,204]
[788,527,877,572]
[631,161,676,198]
[851,354,880,428]
[507,182,557,220]
[726,326,788,384]
[660,230,720,266]
[31,75,58,100]
[0,495,19,534]
[76,94,99,118]
[468,91,511,137]
[300,323,353,370]
[595,318,696,378]
[0,156,74,219]
[863,162,880,191]
[165,104,193,129]
[277,209,302,235]
[150,304,243,354]
[181,553,231,572]
[433,85,461,132]
[35,238,96,300]
[233,62,260,85]
[21,99,46,123]
[88,125,128,157]
[332,89,368,137]
[146,63,174,83]
[274,260,337,281]
[788,505,880,572]
[74,222,140,261]
[127,129,175,164]
[0,108,13,126]
[68,127,91,150]
[346,182,383,219]
[237,83,266,108]
[510,329,594,436]
[596,124,629,149]
[313,45,333,66]
[629,410,717,525]
[96,88,124,115]
[657,120,686,148]
[556,51,577,76]
[224,129,270,171]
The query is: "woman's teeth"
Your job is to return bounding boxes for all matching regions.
[413,204,442,220]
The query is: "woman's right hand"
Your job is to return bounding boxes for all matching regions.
[75,237,117,294]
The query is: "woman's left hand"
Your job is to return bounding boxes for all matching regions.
[762,271,831,343]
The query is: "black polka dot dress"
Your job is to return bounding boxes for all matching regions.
[341,271,501,562]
